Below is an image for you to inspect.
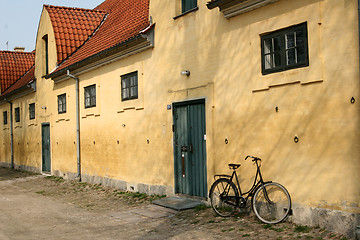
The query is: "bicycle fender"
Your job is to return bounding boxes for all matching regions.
[214,174,231,180]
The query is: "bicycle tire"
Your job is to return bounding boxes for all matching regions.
[252,182,291,224]
[209,178,239,217]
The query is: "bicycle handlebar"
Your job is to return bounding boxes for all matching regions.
[245,155,261,162]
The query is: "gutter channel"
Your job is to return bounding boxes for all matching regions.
[66,70,81,181]
[4,99,14,169]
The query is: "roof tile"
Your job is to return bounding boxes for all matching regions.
[0,51,35,93]
[51,0,150,74]
[1,65,35,96]
[45,5,107,65]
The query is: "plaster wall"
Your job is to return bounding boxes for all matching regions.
[0,93,40,169]
[0,104,11,164]
[46,0,360,213]
[1,0,358,236]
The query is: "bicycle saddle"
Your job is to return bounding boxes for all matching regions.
[228,163,240,169]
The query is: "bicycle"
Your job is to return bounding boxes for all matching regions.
[209,155,291,224]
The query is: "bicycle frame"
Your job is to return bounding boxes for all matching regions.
[226,160,268,204]
[210,156,291,223]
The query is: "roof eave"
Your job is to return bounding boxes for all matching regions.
[207,0,279,18]
[48,26,155,82]
[207,0,228,9]
[0,81,36,102]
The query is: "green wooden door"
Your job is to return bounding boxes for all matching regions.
[42,123,51,172]
[173,100,207,198]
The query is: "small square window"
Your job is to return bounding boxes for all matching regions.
[84,85,96,108]
[182,0,197,13]
[58,94,66,114]
[3,111,7,125]
[261,22,309,75]
[15,107,20,123]
[29,103,35,120]
[121,71,138,101]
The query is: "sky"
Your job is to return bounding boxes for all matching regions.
[0,0,105,52]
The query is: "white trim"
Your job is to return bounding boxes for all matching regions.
[222,0,278,18]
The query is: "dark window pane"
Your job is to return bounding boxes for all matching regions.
[84,85,96,108]
[273,37,281,51]
[286,33,295,49]
[182,0,197,12]
[58,94,66,113]
[274,52,281,67]
[297,47,305,63]
[295,30,304,46]
[29,103,35,120]
[261,22,308,74]
[15,108,20,122]
[286,49,296,65]
[121,71,138,101]
[3,111,7,125]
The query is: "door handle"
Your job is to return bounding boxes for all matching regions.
[189,144,193,153]
[182,152,185,178]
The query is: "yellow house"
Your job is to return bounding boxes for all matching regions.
[0,0,359,238]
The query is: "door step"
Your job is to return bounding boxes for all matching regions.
[152,196,203,211]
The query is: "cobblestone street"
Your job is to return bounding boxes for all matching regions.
[0,167,348,240]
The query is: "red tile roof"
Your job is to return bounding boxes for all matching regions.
[50,0,150,75]
[0,51,35,93]
[44,5,108,65]
[1,65,35,96]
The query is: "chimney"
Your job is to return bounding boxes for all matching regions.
[14,47,25,52]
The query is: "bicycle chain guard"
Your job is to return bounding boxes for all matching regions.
[239,196,246,208]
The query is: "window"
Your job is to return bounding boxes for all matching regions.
[15,107,20,123]
[121,71,138,101]
[29,103,35,120]
[84,85,96,108]
[58,94,66,114]
[261,22,309,75]
[43,35,49,75]
[3,111,7,125]
[182,0,197,13]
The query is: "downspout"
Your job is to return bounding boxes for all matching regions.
[4,99,14,169]
[66,70,81,181]
[357,1,360,240]
[357,2,360,239]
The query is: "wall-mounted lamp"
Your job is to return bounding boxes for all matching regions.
[41,106,47,110]
[181,70,190,77]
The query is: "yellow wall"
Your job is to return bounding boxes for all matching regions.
[1,0,358,223]
[49,0,360,212]
[143,0,359,212]
[0,104,11,165]
[0,93,40,170]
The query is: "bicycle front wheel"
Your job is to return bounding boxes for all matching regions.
[209,178,239,217]
[252,182,291,224]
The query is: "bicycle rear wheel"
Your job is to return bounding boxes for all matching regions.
[209,178,239,217]
[252,182,291,224]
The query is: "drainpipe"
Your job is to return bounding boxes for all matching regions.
[357,2,360,240]
[66,70,81,181]
[4,99,14,169]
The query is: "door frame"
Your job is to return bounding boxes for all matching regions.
[172,98,207,197]
[41,122,51,173]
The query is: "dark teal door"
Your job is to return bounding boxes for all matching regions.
[42,123,51,172]
[173,100,207,198]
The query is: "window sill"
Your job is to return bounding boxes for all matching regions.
[174,7,199,20]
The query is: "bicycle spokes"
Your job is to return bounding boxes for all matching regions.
[252,182,291,224]
[210,178,239,217]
